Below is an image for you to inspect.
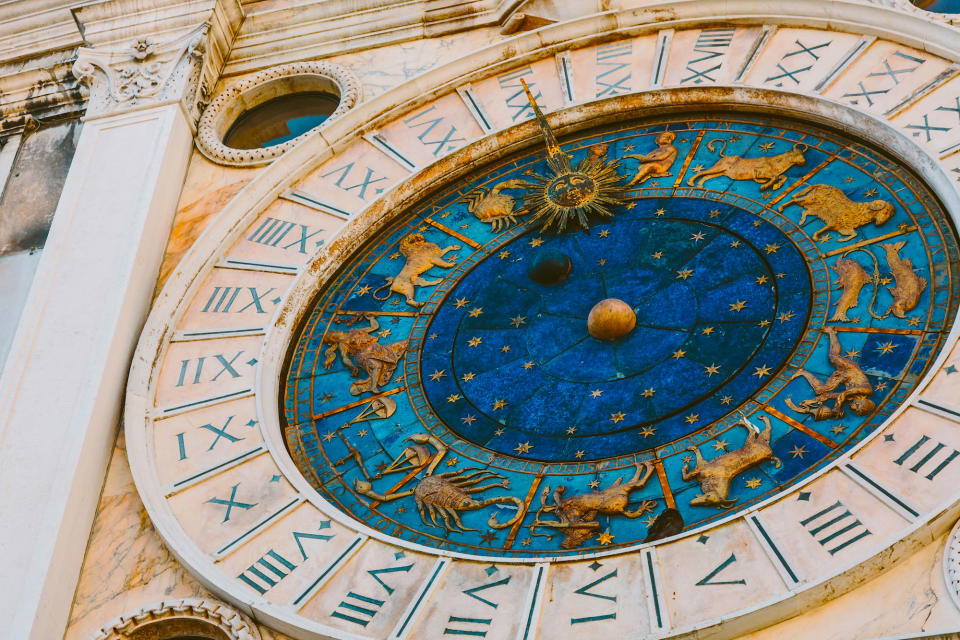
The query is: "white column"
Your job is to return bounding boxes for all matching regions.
[0,25,208,640]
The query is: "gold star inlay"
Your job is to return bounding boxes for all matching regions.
[641,388,656,398]
[677,268,694,280]
[510,315,527,328]
[323,431,335,441]
[704,364,720,377]
[640,426,656,438]
[790,445,807,459]
[598,230,610,238]
[461,372,476,382]
[590,389,603,398]
[454,297,470,308]
[877,341,897,355]
[685,413,699,424]
[461,414,477,425]
[429,369,446,381]
[755,275,768,285]
[515,442,532,454]
[745,477,762,489]
[468,307,483,317]
[691,231,706,242]
[356,285,371,296]
[729,300,747,312]
[492,399,508,410]
[529,237,544,247]
[575,450,585,459]
[610,412,626,423]
[701,326,715,335]
[672,349,686,360]
[447,394,462,403]
[596,531,614,545]
[468,337,482,347]
[713,440,729,451]
[753,365,772,378]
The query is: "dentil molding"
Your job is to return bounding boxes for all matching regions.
[88,598,262,640]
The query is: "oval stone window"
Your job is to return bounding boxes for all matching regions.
[223,91,340,149]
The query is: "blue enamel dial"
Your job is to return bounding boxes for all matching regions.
[282,113,959,558]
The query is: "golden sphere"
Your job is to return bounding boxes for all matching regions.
[587,298,636,341]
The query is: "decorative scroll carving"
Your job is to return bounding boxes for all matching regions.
[88,598,261,640]
[73,23,210,120]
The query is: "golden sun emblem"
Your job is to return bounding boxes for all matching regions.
[518,79,625,231]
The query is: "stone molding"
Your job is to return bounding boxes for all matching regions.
[73,22,210,121]
[195,61,361,166]
[88,598,262,640]
[943,518,960,613]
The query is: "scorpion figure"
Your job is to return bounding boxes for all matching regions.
[461,178,528,232]
[353,433,525,533]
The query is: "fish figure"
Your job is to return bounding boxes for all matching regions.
[830,257,871,322]
[881,241,926,318]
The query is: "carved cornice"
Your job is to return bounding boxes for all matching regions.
[88,598,262,640]
[73,22,210,120]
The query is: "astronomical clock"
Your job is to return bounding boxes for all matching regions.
[128,12,960,640]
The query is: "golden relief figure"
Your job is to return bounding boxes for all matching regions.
[787,327,875,420]
[530,462,656,549]
[682,415,781,508]
[373,232,460,307]
[462,179,528,232]
[687,140,807,190]
[879,241,926,318]
[622,131,678,186]
[353,433,524,533]
[779,184,894,241]
[323,313,407,395]
[830,256,872,322]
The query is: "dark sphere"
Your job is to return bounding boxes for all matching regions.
[528,249,572,285]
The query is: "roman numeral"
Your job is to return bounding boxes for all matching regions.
[332,592,384,626]
[404,106,467,156]
[682,27,735,84]
[238,549,297,594]
[867,51,924,85]
[570,568,618,625]
[800,500,871,555]
[320,161,390,200]
[236,524,334,595]
[695,553,746,586]
[893,435,959,480]
[498,67,542,122]
[905,114,951,142]
[201,286,276,313]
[764,39,831,86]
[175,351,252,386]
[247,216,324,253]
[206,483,258,522]
[842,81,888,107]
[331,561,414,626]
[444,617,492,637]
[199,415,243,450]
[595,42,632,96]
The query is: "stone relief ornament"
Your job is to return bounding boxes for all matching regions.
[89,598,260,640]
[681,415,781,508]
[621,131,679,186]
[530,462,657,549]
[322,313,407,395]
[195,61,361,167]
[687,139,808,190]
[353,432,525,533]
[462,178,528,231]
[879,241,928,318]
[372,233,461,307]
[787,327,876,420]
[73,23,209,120]
[779,184,895,241]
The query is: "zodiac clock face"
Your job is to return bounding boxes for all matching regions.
[282,112,960,559]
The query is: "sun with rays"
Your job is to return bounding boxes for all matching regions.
[518,79,626,231]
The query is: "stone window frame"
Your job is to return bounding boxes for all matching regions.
[88,598,261,640]
[196,61,361,167]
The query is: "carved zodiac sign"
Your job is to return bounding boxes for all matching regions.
[878,241,926,318]
[332,397,398,481]
[622,131,678,186]
[530,462,656,549]
[372,233,460,307]
[353,433,524,533]
[779,184,894,242]
[687,139,807,190]
[787,327,875,420]
[682,415,781,508]
[831,255,873,322]
[323,313,407,395]
[462,178,528,232]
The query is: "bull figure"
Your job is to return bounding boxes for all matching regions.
[687,139,807,191]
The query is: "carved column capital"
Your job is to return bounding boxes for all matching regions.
[73,22,210,120]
